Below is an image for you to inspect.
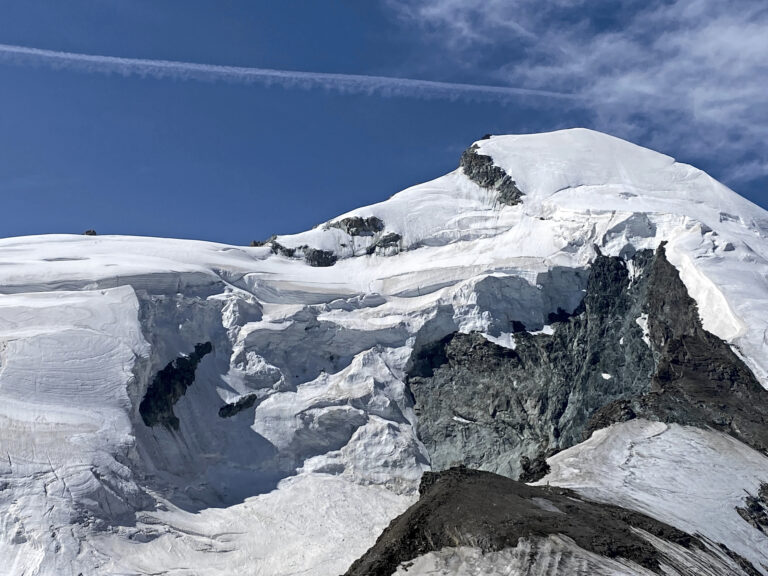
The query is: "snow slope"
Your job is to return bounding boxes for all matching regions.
[1,129,767,575]
[535,420,768,571]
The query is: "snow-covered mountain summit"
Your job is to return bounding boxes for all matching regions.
[1,129,768,575]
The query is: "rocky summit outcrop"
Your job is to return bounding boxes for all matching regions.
[344,467,759,576]
[460,143,524,205]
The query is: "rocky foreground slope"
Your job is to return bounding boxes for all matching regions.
[1,129,768,575]
[346,467,760,576]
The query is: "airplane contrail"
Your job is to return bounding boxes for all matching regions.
[0,43,578,102]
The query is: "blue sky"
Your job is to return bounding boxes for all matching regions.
[0,0,765,244]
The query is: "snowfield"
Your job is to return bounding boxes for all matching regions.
[1,129,767,575]
[536,420,768,571]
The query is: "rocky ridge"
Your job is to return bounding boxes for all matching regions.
[345,467,759,576]
[406,243,768,483]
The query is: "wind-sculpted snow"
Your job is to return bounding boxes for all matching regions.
[0,287,151,574]
[1,129,768,574]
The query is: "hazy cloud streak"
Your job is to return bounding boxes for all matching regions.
[0,42,578,103]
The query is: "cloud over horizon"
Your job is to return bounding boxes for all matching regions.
[386,0,768,186]
[1,2,764,195]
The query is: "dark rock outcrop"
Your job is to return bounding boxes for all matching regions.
[83,229,98,236]
[250,235,276,247]
[518,452,550,483]
[407,250,656,478]
[344,467,758,576]
[589,243,768,454]
[407,244,768,481]
[269,241,337,267]
[270,241,296,258]
[460,144,523,206]
[303,247,337,267]
[328,216,385,237]
[366,232,402,256]
[139,342,213,430]
[736,483,768,534]
[218,393,259,418]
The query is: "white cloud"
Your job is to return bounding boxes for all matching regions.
[387,0,768,186]
[385,0,539,44]
[385,0,588,46]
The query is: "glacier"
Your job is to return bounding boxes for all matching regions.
[0,128,767,575]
